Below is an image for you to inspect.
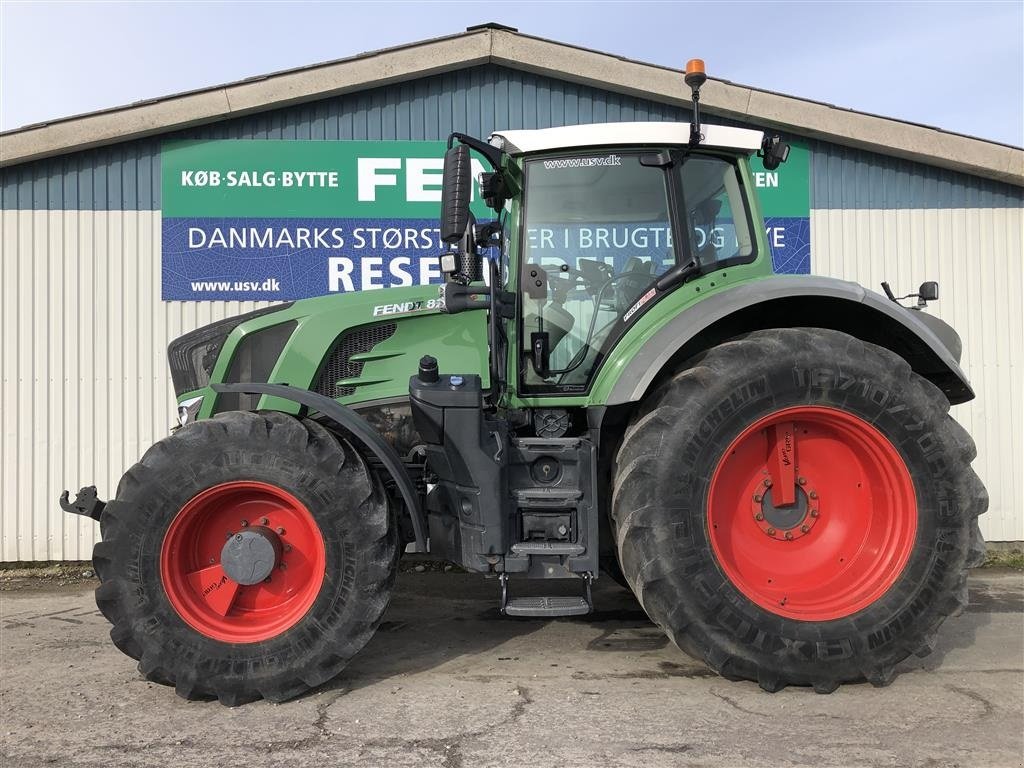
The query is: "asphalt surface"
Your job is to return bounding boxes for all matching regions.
[1,569,1022,768]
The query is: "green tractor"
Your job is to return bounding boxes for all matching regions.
[62,61,986,705]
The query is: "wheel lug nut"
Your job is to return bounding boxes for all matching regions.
[798,477,807,486]
[809,491,818,499]
[278,563,287,570]
[767,527,776,536]
[755,513,764,521]
[209,557,215,564]
[260,517,269,526]
[784,531,793,540]
[810,510,819,518]
[240,519,249,527]
[264,576,272,583]
[284,544,292,553]
[801,525,810,533]
[754,494,763,503]
[276,527,285,535]
[763,478,772,487]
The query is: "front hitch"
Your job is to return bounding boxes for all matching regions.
[59,486,106,521]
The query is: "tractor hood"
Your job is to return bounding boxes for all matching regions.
[169,284,489,421]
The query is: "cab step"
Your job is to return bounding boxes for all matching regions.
[499,573,593,617]
[504,596,591,617]
[510,541,585,556]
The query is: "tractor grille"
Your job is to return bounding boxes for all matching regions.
[313,323,397,398]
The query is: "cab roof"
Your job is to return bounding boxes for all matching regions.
[490,121,763,156]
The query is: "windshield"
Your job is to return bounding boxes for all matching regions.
[520,151,755,393]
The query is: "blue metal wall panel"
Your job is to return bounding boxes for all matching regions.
[0,65,695,211]
[2,63,1021,211]
[807,138,1023,210]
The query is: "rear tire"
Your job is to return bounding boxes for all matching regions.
[612,328,986,692]
[93,410,398,705]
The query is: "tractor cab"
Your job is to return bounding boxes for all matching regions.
[496,122,769,394]
[433,63,790,405]
[436,119,790,404]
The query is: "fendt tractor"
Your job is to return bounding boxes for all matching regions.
[61,60,986,706]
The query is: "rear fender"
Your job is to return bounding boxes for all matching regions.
[605,276,973,406]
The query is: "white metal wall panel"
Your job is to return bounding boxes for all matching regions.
[1,204,1022,561]
[0,209,276,561]
[811,205,1024,542]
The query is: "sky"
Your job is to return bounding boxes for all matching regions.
[1,1,1022,147]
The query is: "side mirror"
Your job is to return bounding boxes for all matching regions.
[918,281,939,302]
[759,134,791,171]
[881,279,940,310]
[440,144,472,244]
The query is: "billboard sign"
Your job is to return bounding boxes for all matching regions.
[754,140,811,275]
[161,139,809,301]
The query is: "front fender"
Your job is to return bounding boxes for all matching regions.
[212,382,427,552]
[603,275,973,406]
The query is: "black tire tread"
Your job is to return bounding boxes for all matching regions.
[611,328,986,693]
[92,410,398,706]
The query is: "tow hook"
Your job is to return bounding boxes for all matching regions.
[59,486,106,521]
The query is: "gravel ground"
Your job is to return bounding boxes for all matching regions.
[1,568,1022,768]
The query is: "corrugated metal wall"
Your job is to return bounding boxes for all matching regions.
[0,209,271,560]
[807,141,1023,542]
[1,64,1021,560]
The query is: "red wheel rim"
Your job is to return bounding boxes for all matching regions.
[708,406,917,621]
[160,481,326,643]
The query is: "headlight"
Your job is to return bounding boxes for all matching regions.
[167,304,292,396]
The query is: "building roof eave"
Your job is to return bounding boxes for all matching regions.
[0,29,493,168]
[1,26,1021,187]
[488,30,1023,187]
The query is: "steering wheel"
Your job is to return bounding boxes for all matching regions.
[576,258,614,289]
[552,257,654,315]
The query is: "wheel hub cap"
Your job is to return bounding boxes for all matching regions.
[751,483,820,540]
[220,526,282,586]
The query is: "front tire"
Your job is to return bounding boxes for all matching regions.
[93,411,398,706]
[612,328,986,692]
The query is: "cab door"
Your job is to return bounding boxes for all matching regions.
[516,151,680,395]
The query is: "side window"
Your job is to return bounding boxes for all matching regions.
[680,156,754,265]
[520,154,675,390]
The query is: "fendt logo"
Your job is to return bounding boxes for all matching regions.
[372,298,442,317]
